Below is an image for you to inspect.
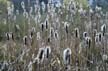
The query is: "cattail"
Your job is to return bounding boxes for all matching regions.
[64,22,69,34]
[30,27,36,38]
[66,24,69,34]
[23,36,27,45]
[45,46,51,59]
[37,47,45,63]
[63,48,71,65]
[47,37,50,43]
[83,32,87,39]
[85,37,91,48]
[50,27,54,37]
[95,33,102,42]
[41,23,44,32]
[101,24,106,36]
[30,31,33,38]
[1,61,8,71]
[45,20,48,29]
[74,28,79,38]
[98,33,102,42]
[6,32,14,40]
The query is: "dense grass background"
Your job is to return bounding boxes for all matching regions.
[0,0,108,71]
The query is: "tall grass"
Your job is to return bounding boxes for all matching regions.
[0,0,108,71]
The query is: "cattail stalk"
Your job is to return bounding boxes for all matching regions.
[63,48,71,71]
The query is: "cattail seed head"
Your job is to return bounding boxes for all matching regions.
[47,37,50,43]
[74,28,79,38]
[95,33,102,42]
[45,46,51,59]
[6,32,14,40]
[37,47,45,63]
[64,22,69,34]
[83,32,87,39]
[101,24,106,36]
[41,23,44,32]
[98,33,102,42]
[23,36,27,45]
[45,20,48,29]
[63,48,71,65]
[30,32,33,38]
[85,37,91,48]
[50,27,54,37]
[30,27,36,38]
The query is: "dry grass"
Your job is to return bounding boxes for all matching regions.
[0,0,108,71]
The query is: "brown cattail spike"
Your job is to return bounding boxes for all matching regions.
[23,36,27,45]
[66,25,68,34]
[50,27,54,37]
[45,46,51,59]
[41,23,44,32]
[39,49,44,60]
[46,20,48,29]
[85,37,91,48]
[37,48,45,63]
[64,22,69,34]
[30,31,33,37]
[99,33,102,42]
[75,28,79,38]
[48,37,50,43]
[101,24,106,36]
